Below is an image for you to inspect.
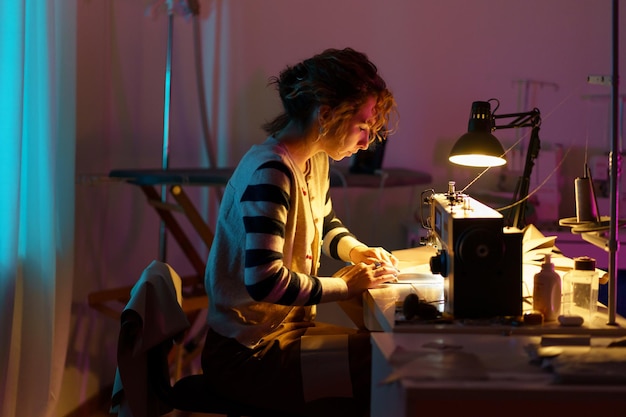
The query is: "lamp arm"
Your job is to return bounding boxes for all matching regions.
[493,109,541,130]
[507,124,541,229]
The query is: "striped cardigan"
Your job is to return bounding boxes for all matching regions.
[204,137,364,347]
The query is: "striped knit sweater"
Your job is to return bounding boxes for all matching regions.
[204,136,364,348]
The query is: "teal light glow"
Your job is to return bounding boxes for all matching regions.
[20,2,55,275]
[0,3,24,269]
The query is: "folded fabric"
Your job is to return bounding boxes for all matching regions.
[110,260,190,417]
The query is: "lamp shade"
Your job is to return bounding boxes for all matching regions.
[449,101,507,167]
[449,131,507,167]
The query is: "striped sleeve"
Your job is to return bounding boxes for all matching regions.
[321,187,363,262]
[241,160,323,306]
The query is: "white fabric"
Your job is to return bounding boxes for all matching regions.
[0,1,76,416]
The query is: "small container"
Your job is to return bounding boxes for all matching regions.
[533,254,562,322]
[561,256,599,323]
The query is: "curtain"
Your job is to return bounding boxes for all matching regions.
[0,1,76,416]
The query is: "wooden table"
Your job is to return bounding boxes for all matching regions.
[371,332,626,417]
[366,246,626,417]
[365,246,626,336]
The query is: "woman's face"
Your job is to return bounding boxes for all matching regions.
[324,96,377,161]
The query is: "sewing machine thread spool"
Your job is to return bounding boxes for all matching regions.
[574,174,599,223]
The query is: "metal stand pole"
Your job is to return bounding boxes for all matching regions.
[607,0,620,325]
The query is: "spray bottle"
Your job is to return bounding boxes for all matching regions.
[533,254,561,322]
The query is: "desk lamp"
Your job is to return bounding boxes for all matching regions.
[449,99,542,230]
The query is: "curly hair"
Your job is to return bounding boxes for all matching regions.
[262,48,397,144]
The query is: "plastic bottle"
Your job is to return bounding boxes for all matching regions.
[561,256,599,324]
[533,254,562,322]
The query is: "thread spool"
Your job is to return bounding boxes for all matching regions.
[574,175,599,223]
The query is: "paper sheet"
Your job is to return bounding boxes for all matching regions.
[381,346,489,384]
[521,224,607,276]
[550,347,626,385]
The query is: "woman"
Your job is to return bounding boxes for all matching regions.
[202,47,399,417]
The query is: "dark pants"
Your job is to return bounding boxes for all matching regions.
[201,322,371,417]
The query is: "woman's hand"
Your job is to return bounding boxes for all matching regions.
[334,261,398,299]
[349,245,399,270]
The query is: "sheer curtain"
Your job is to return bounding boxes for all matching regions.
[0,1,76,417]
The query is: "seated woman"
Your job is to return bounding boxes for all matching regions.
[201,47,399,417]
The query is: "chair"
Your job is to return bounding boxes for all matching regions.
[111,260,292,417]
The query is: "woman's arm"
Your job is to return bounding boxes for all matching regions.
[241,160,347,305]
